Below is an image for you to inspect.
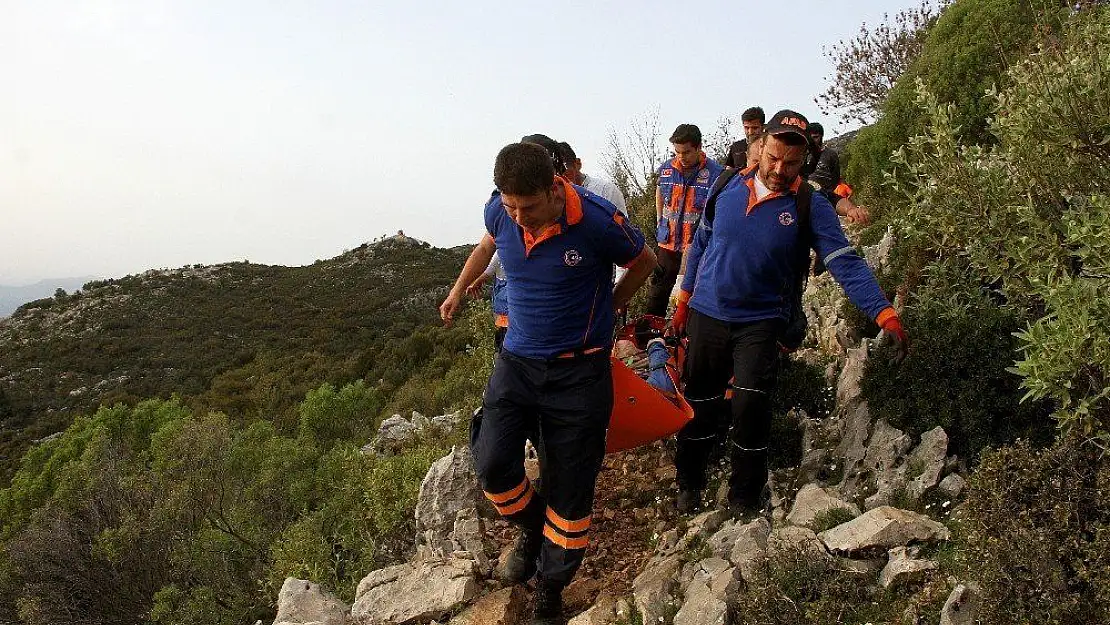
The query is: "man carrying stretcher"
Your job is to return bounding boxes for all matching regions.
[439,141,655,625]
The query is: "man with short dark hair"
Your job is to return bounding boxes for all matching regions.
[722,106,766,169]
[440,142,656,624]
[669,110,908,516]
[646,124,723,317]
[803,122,870,225]
[558,141,628,217]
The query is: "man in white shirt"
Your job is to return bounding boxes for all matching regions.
[558,142,628,218]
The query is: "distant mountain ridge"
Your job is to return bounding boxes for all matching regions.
[0,234,470,483]
[0,276,97,318]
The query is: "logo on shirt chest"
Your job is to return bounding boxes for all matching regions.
[779,211,796,226]
[564,249,583,266]
[696,169,710,184]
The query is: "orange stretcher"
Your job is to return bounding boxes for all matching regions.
[606,315,694,453]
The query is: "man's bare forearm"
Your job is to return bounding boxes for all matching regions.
[614,246,657,310]
[450,235,496,297]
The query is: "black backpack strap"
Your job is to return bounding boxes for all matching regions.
[795,182,828,279]
[794,182,821,283]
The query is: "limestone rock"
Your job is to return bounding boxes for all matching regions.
[672,571,727,625]
[727,517,771,581]
[836,344,869,409]
[431,410,465,433]
[878,546,937,588]
[707,519,744,559]
[769,526,830,561]
[372,415,419,455]
[566,594,630,625]
[862,420,913,476]
[708,565,741,601]
[905,427,948,500]
[415,446,487,558]
[687,509,731,540]
[818,506,950,557]
[447,586,527,625]
[695,556,731,581]
[835,402,873,492]
[940,583,981,625]
[863,226,895,273]
[410,411,430,431]
[273,578,349,625]
[450,508,494,576]
[351,558,478,625]
[938,473,966,499]
[785,484,861,529]
[632,554,683,625]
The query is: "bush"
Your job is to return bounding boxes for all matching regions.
[267,444,442,603]
[863,285,1054,458]
[884,6,1110,437]
[843,0,1053,202]
[298,381,384,448]
[0,392,456,624]
[960,433,1110,623]
[732,543,916,625]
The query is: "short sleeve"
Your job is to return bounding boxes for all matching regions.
[596,210,645,267]
[484,193,503,239]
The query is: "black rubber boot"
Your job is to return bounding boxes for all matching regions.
[501,525,543,584]
[675,487,703,514]
[531,582,565,625]
[499,496,545,584]
[727,446,769,518]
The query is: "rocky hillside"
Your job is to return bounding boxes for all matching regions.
[268,230,981,625]
[0,235,469,484]
[0,277,96,318]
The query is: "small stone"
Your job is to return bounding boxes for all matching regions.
[938,473,966,499]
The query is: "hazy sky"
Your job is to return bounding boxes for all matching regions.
[1,0,923,285]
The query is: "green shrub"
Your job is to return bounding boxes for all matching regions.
[843,0,1052,198]
[267,444,442,602]
[298,381,384,448]
[0,391,454,624]
[960,433,1110,624]
[810,506,856,533]
[863,284,1054,458]
[883,7,1110,437]
[732,542,913,625]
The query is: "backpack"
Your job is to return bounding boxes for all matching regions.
[701,168,818,351]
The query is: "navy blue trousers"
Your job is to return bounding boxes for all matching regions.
[471,350,612,588]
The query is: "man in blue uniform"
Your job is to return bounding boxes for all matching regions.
[647,124,724,316]
[440,142,656,624]
[670,110,909,515]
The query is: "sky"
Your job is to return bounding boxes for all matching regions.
[0,0,924,285]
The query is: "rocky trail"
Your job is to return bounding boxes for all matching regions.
[270,228,982,625]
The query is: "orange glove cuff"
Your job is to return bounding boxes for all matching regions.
[676,290,692,305]
[876,308,906,340]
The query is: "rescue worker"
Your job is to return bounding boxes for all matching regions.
[803,122,871,225]
[439,142,656,624]
[722,106,766,169]
[558,142,628,218]
[745,134,763,169]
[646,124,723,317]
[669,110,908,516]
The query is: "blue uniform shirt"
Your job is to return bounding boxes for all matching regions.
[680,168,892,324]
[486,178,645,359]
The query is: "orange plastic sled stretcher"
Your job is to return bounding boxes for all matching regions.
[605,315,694,454]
